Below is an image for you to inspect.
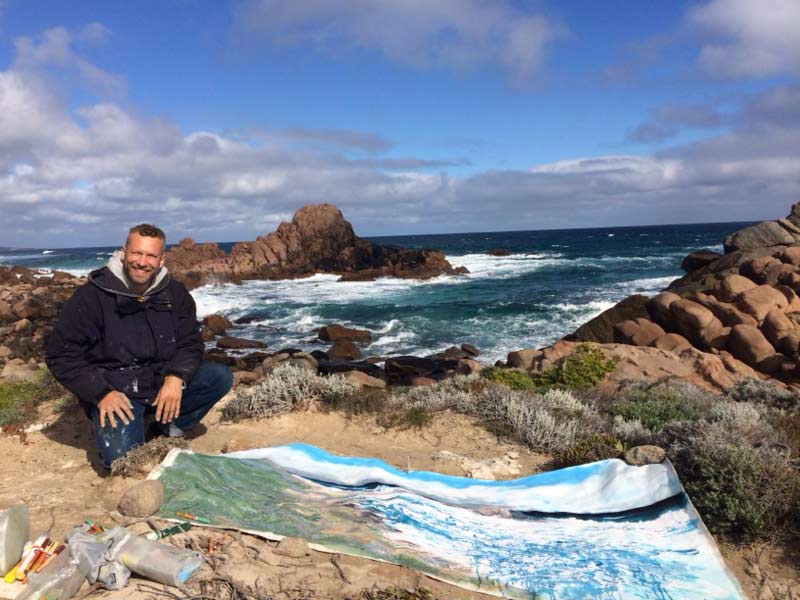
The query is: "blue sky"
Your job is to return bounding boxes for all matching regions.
[1,0,799,246]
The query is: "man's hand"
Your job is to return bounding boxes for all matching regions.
[154,375,184,424]
[98,391,134,428]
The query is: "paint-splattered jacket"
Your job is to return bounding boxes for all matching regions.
[45,263,203,406]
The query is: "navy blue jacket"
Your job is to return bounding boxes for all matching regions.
[45,266,203,405]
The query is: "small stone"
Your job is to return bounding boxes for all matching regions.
[624,445,666,466]
[461,343,480,357]
[216,336,266,350]
[344,370,386,389]
[410,376,437,386]
[118,480,164,517]
[273,536,310,558]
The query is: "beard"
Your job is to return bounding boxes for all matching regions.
[123,261,159,288]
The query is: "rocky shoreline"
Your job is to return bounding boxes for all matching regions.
[3,202,800,394]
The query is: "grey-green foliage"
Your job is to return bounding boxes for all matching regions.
[390,376,604,453]
[222,364,357,421]
[726,377,799,409]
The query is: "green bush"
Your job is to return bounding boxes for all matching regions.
[530,344,618,390]
[674,437,800,541]
[482,345,617,392]
[726,377,799,409]
[610,397,705,431]
[0,370,69,427]
[480,367,535,390]
[607,379,713,431]
[556,434,626,467]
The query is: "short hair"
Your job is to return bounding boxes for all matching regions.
[127,223,166,245]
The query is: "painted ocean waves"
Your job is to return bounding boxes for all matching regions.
[152,445,744,599]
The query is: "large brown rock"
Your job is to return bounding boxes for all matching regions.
[670,299,718,331]
[723,220,796,253]
[613,318,665,346]
[646,292,681,329]
[714,274,757,302]
[203,314,232,335]
[736,285,789,322]
[727,324,776,368]
[761,309,795,348]
[317,324,372,343]
[566,295,650,343]
[697,295,758,327]
[328,339,362,361]
[778,246,800,266]
[652,333,693,353]
[681,250,722,273]
[740,256,796,285]
[165,204,467,288]
[506,348,542,370]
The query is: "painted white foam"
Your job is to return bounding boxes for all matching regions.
[227,445,683,514]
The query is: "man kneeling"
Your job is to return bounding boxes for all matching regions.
[45,224,232,470]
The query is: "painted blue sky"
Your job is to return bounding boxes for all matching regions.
[1,0,798,246]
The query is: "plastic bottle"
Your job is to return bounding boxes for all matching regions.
[106,528,203,587]
[0,505,29,574]
[15,549,85,600]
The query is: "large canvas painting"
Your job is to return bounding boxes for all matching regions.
[150,444,744,599]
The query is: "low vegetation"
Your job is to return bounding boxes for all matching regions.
[0,369,70,427]
[481,344,618,391]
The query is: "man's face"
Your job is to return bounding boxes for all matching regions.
[122,232,166,289]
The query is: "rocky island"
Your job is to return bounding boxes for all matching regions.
[164,203,468,289]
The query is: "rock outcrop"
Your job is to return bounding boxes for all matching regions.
[0,267,82,371]
[165,204,468,289]
[556,201,800,386]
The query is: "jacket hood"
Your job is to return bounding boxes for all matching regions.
[89,250,170,298]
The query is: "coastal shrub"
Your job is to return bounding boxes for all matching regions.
[0,370,70,427]
[726,377,799,409]
[667,422,800,541]
[322,387,387,416]
[378,404,434,430]
[530,344,618,390]
[455,385,605,453]
[222,364,356,421]
[607,379,713,431]
[480,367,535,390]
[397,374,482,411]
[611,416,654,446]
[769,409,800,457]
[557,434,626,467]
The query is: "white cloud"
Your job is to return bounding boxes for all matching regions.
[1,26,799,247]
[13,25,124,95]
[689,0,800,77]
[237,0,565,85]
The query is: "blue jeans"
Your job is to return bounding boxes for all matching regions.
[87,362,233,469]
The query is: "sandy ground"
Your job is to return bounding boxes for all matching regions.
[1,394,798,599]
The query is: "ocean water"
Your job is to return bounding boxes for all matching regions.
[0,222,746,362]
